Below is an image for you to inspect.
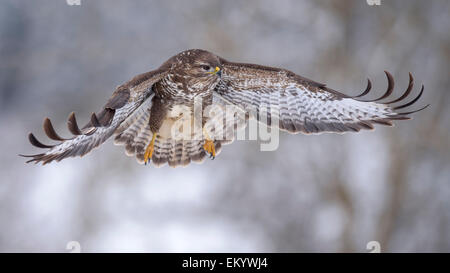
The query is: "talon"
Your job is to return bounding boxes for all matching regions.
[144,133,157,165]
[203,139,216,159]
[144,144,154,165]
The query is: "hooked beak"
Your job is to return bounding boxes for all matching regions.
[208,66,221,76]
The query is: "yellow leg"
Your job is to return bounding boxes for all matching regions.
[144,133,157,165]
[202,128,216,159]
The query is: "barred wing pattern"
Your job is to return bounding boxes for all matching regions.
[21,69,168,164]
[215,61,428,134]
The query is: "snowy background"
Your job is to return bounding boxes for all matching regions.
[0,0,449,252]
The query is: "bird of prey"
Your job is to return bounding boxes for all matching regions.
[21,49,428,167]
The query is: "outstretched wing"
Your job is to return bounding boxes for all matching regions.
[215,60,428,134]
[21,69,168,164]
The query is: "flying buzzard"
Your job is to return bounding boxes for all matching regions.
[21,49,428,167]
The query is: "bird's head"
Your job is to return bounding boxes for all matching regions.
[165,49,222,78]
[160,49,222,94]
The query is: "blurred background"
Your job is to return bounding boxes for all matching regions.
[0,0,449,252]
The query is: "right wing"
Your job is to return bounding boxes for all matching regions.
[215,59,428,134]
[21,69,168,164]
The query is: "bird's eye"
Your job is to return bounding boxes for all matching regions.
[201,65,211,71]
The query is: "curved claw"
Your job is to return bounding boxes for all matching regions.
[28,133,54,148]
[385,72,414,104]
[67,112,82,135]
[359,71,394,102]
[353,79,372,98]
[393,84,424,110]
[394,104,430,115]
[90,113,101,127]
[43,118,67,141]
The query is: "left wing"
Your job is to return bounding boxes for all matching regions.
[21,69,168,164]
[214,60,428,134]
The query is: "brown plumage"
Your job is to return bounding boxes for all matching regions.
[21,49,428,167]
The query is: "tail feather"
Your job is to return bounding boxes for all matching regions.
[149,137,223,168]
